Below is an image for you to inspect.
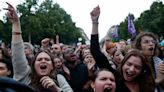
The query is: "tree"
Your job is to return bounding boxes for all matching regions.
[3,0,83,45]
[135,1,164,38]
[118,1,164,40]
[0,20,4,40]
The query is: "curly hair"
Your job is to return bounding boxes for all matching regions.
[133,32,158,56]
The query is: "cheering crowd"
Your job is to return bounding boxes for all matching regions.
[0,3,164,92]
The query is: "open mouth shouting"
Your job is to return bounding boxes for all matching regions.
[124,70,136,81]
[148,47,154,51]
[39,63,48,74]
[147,47,154,56]
[36,63,52,76]
[40,64,47,70]
[104,87,112,92]
[34,52,54,77]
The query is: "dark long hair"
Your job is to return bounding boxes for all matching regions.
[30,50,57,91]
[119,49,155,92]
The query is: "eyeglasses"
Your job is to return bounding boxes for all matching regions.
[142,40,157,44]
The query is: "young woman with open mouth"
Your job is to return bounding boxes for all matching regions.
[90,6,155,92]
[5,2,73,92]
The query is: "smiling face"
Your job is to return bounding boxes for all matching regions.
[141,36,156,57]
[122,56,142,82]
[91,70,116,92]
[34,52,53,77]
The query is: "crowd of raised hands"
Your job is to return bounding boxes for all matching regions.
[0,2,164,92]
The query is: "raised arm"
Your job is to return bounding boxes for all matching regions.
[90,6,99,34]
[4,2,22,43]
[5,2,31,84]
[90,6,115,72]
[56,35,60,45]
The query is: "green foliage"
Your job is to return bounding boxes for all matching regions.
[119,19,129,40]
[138,1,164,37]
[2,1,164,44]
[119,1,164,40]
[2,0,82,45]
[0,19,12,43]
[0,20,4,39]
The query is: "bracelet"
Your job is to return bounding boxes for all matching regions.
[12,31,22,35]
[92,21,99,24]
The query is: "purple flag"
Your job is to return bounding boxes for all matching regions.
[112,25,119,38]
[128,14,136,38]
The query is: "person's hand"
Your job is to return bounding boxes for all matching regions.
[4,2,19,23]
[40,76,61,91]
[41,38,50,47]
[87,59,96,70]
[101,41,108,56]
[74,44,83,54]
[77,44,83,50]
[156,62,164,84]
[90,5,100,23]
[50,38,54,45]
[56,35,59,44]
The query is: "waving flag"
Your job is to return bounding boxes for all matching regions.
[112,25,119,38]
[107,25,119,42]
[128,14,137,38]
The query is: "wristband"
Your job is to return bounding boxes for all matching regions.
[92,21,99,24]
[12,31,22,35]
